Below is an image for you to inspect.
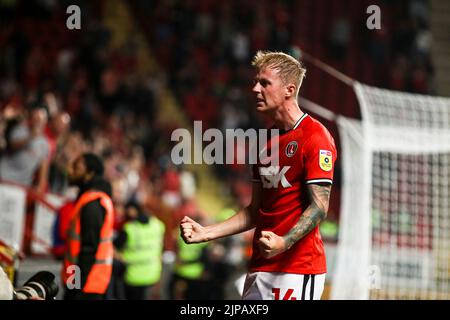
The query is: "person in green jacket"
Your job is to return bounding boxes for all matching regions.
[114,202,165,300]
[169,213,209,300]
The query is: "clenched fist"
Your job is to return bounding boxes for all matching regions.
[180,216,208,244]
[258,230,287,259]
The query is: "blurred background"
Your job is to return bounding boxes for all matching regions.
[0,0,447,300]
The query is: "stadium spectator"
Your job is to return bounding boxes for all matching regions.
[0,104,50,193]
[51,200,76,260]
[45,111,71,193]
[328,16,351,61]
[45,111,71,161]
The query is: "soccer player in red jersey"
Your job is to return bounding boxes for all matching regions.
[180,51,337,300]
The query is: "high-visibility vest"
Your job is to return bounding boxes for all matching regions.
[174,237,207,280]
[62,191,114,294]
[121,217,165,286]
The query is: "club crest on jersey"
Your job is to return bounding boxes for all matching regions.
[319,150,332,172]
[285,141,298,158]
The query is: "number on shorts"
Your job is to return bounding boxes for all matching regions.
[272,288,297,300]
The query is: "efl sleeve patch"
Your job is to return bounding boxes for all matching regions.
[319,150,333,172]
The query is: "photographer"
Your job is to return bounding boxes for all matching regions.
[0,265,58,300]
[0,265,14,300]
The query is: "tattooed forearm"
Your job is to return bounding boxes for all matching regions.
[283,205,325,250]
[283,184,331,250]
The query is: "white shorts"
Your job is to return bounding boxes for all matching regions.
[242,271,326,300]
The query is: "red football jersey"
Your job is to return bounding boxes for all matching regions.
[250,113,337,274]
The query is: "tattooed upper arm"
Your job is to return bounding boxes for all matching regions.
[307,183,332,214]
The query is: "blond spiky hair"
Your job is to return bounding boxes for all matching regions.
[252,50,306,96]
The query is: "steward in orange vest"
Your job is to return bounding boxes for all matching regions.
[62,153,114,300]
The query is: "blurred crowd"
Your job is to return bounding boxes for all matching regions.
[0,0,434,299]
[0,0,249,299]
[131,0,296,208]
[363,0,433,94]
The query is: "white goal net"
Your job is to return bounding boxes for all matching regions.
[331,83,450,300]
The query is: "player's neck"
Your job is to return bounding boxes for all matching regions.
[272,101,304,131]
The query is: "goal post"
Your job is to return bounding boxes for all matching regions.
[331,83,450,300]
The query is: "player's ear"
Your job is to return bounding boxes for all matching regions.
[285,84,296,99]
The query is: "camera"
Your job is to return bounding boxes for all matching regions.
[13,271,59,300]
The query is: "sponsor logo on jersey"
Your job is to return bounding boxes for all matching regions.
[259,166,292,188]
[285,141,298,158]
[319,150,332,172]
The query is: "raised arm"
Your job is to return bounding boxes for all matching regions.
[258,183,331,258]
[180,182,262,244]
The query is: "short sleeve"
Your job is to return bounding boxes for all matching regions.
[303,131,337,185]
[10,125,29,142]
[30,136,50,162]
